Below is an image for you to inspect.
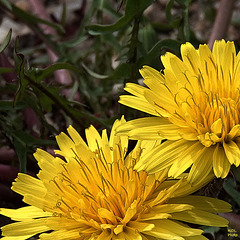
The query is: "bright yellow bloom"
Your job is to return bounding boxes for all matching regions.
[118,40,240,182]
[0,118,230,240]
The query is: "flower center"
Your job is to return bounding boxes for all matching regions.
[48,149,158,236]
[203,96,239,132]
[175,88,240,147]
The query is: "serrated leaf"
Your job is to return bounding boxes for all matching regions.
[82,63,108,79]
[87,0,154,34]
[0,29,12,53]
[14,50,28,106]
[13,130,56,147]
[35,62,83,82]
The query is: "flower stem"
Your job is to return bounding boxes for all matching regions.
[25,75,108,128]
[126,15,141,84]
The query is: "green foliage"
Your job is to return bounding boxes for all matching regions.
[0,29,11,53]
[0,0,196,172]
[0,1,201,173]
[87,0,154,34]
[223,178,240,207]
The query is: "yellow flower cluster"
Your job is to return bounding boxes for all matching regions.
[119,40,240,182]
[0,40,237,239]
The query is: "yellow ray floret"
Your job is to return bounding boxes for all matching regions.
[1,117,231,239]
[118,40,240,181]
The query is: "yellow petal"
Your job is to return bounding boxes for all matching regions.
[187,147,214,184]
[223,140,240,166]
[98,208,117,225]
[135,139,193,175]
[55,132,75,159]
[168,196,232,213]
[11,173,46,200]
[210,118,223,136]
[128,221,155,232]
[1,218,51,236]
[119,95,158,116]
[0,235,33,240]
[168,141,203,178]
[0,206,50,221]
[67,125,87,148]
[184,235,208,240]
[139,65,165,84]
[85,125,103,151]
[228,124,240,139]
[171,209,229,227]
[181,42,201,75]
[154,219,203,237]
[115,227,142,240]
[121,201,137,225]
[40,229,81,240]
[213,143,231,178]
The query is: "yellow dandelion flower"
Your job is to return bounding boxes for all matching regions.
[1,118,230,240]
[118,40,240,182]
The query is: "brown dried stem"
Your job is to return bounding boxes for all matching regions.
[208,0,235,49]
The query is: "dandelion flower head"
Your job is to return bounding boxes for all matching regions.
[0,118,231,239]
[118,40,240,182]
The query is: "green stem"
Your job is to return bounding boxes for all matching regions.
[25,75,108,128]
[126,15,141,84]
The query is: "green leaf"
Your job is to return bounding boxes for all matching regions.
[166,0,175,22]
[223,178,240,207]
[0,100,26,111]
[10,3,64,34]
[0,67,15,74]
[139,23,157,52]
[82,63,108,79]
[231,165,240,182]
[183,7,190,41]
[61,36,88,48]
[137,39,182,66]
[13,136,27,173]
[13,129,56,147]
[0,29,12,53]
[176,0,191,6]
[87,0,154,34]
[34,62,83,82]
[101,33,121,51]
[38,92,54,113]
[0,116,27,173]
[60,2,67,27]
[0,0,11,10]
[13,51,28,106]
[108,63,131,80]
